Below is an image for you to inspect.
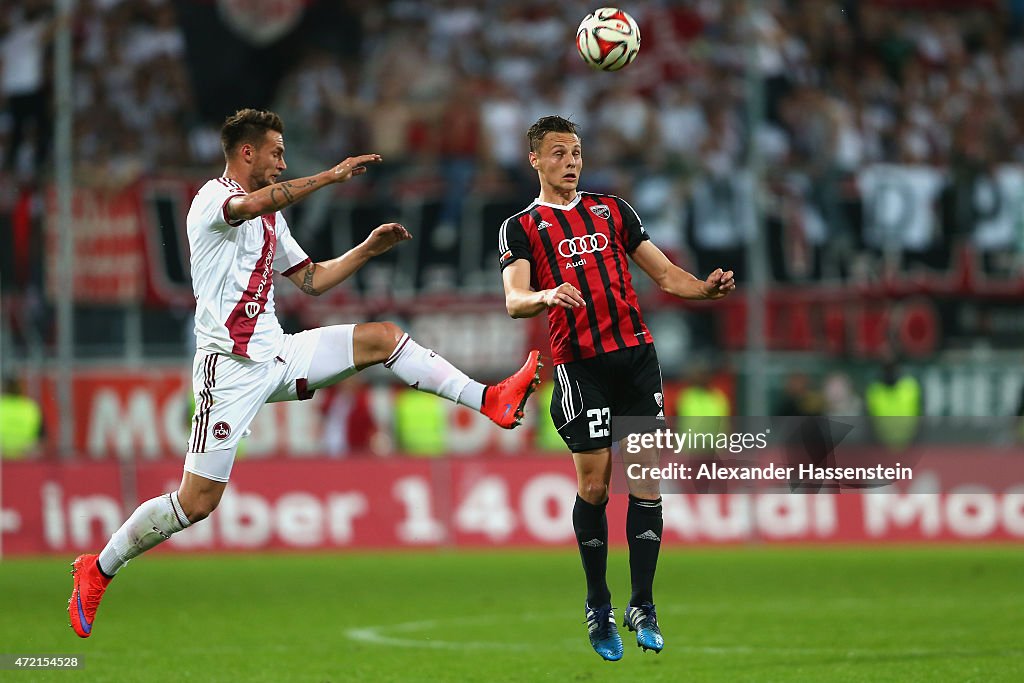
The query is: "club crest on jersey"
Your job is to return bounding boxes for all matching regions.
[589,204,610,220]
[654,392,663,408]
[212,421,231,440]
[245,301,260,318]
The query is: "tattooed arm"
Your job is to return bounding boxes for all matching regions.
[226,154,382,221]
[287,223,412,296]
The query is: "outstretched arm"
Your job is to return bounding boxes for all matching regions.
[629,241,735,300]
[502,259,586,318]
[287,223,412,296]
[227,154,382,221]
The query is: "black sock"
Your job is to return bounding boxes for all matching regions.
[573,494,610,607]
[96,558,115,580]
[627,494,663,606]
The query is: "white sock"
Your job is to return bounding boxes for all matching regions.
[384,334,485,409]
[97,492,190,576]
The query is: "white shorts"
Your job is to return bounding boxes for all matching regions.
[185,325,357,482]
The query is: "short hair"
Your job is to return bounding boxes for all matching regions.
[527,116,579,152]
[220,108,284,157]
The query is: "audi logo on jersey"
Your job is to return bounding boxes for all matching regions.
[558,233,609,257]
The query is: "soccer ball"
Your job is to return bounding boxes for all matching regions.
[576,7,641,72]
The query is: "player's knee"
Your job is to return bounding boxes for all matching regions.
[355,321,406,364]
[579,480,609,505]
[628,487,661,502]
[180,492,221,523]
[377,321,405,351]
[372,322,407,363]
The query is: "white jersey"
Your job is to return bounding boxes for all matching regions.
[187,177,311,362]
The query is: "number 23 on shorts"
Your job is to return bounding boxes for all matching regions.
[587,407,610,438]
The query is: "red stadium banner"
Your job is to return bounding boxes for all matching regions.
[38,367,192,459]
[44,184,147,304]
[35,367,542,459]
[3,455,1023,555]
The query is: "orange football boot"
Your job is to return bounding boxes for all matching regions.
[68,554,112,638]
[481,350,543,428]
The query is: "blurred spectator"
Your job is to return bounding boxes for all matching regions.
[480,80,528,176]
[1015,382,1024,443]
[434,79,482,232]
[533,381,567,453]
[677,362,731,440]
[594,85,656,168]
[775,372,824,417]
[319,376,384,457]
[394,386,446,456]
[822,371,863,417]
[1,1,56,176]
[272,49,358,241]
[0,376,42,459]
[865,359,921,449]
[655,85,707,161]
[677,361,731,493]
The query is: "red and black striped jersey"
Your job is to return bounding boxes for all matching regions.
[498,191,652,365]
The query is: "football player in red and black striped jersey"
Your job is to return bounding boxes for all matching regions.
[499,116,735,659]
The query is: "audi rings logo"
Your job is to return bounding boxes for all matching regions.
[558,233,609,257]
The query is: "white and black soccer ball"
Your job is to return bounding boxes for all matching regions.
[576,7,641,72]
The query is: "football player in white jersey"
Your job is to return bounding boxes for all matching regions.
[69,108,542,638]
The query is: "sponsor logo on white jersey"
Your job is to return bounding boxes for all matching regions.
[252,228,275,304]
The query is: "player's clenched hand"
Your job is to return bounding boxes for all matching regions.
[702,268,736,300]
[362,223,412,256]
[331,154,382,182]
[543,283,585,309]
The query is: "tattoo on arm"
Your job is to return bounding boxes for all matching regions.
[268,178,317,209]
[269,184,293,209]
[300,263,320,296]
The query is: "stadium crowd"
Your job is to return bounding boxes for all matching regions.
[3,0,1023,273]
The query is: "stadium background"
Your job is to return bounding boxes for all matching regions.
[0,1,1023,681]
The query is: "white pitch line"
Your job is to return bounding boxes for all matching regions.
[345,615,557,651]
[343,610,1024,658]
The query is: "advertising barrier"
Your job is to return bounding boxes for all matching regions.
[3,452,1023,555]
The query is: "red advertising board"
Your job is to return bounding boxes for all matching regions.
[0,461,123,555]
[45,184,147,304]
[38,368,193,459]
[3,455,1023,555]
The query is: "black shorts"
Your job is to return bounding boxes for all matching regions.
[549,343,665,452]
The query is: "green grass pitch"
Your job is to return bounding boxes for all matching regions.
[1,546,1022,682]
